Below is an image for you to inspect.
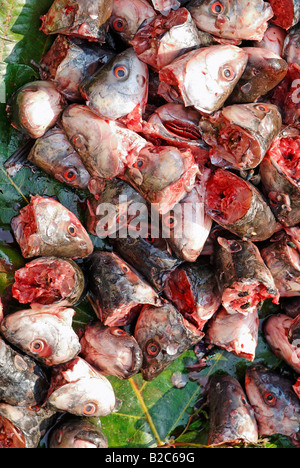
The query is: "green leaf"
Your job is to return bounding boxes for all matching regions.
[0,0,294,450]
[101,350,200,448]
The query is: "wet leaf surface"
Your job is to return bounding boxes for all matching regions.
[0,0,296,449]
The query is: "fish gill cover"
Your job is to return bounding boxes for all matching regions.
[0,0,298,449]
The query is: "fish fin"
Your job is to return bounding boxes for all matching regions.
[4,139,35,176]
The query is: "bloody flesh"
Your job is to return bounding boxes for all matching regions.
[269,137,300,186]
[0,416,26,448]
[163,261,221,330]
[268,0,300,29]
[166,268,195,315]
[205,169,252,225]
[12,258,79,305]
[204,169,277,241]
[214,235,279,315]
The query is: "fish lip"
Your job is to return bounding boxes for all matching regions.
[74,430,105,448]
[118,345,143,377]
[130,345,143,375]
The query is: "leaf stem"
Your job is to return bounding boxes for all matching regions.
[0,166,29,204]
[129,377,164,447]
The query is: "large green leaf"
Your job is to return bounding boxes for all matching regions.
[0,0,295,449]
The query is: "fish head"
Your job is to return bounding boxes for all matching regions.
[188,0,234,36]
[103,327,143,378]
[80,322,143,378]
[207,373,258,445]
[53,154,91,190]
[81,48,149,120]
[187,0,273,41]
[245,366,300,437]
[148,103,203,143]
[62,104,122,179]
[0,413,27,448]
[85,251,160,327]
[222,103,282,147]
[29,128,91,190]
[0,307,81,366]
[7,81,65,139]
[34,197,93,258]
[49,418,108,448]
[48,358,116,417]
[134,303,194,380]
[40,0,114,41]
[110,0,156,42]
[179,45,248,113]
[86,179,145,238]
[126,145,185,191]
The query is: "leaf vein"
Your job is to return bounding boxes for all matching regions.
[0,0,18,62]
[129,377,164,447]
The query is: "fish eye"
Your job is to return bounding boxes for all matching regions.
[121,264,130,273]
[72,134,85,149]
[27,405,41,412]
[116,214,126,224]
[67,225,77,236]
[83,402,97,416]
[211,2,224,14]
[255,104,269,113]
[146,234,155,244]
[111,328,127,336]
[263,391,276,406]
[30,339,45,354]
[113,18,125,32]
[113,65,129,80]
[241,396,248,406]
[133,159,144,169]
[164,215,176,228]
[64,170,77,182]
[56,429,63,444]
[146,341,160,357]
[221,66,236,81]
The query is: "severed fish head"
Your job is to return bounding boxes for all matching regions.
[134,302,203,380]
[28,128,91,190]
[245,365,300,441]
[48,417,108,448]
[81,48,149,121]
[207,373,258,446]
[158,45,248,114]
[79,321,143,379]
[6,81,65,139]
[11,195,94,259]
[47,357,116,417]
[12,256,85,307]
[187,0,273,42]
[40,0,114,42]
[0,306,81,366]
[85,251,161,327]
[110,0,156,43]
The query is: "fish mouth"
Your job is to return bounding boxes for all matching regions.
[164,121,202,141]
[117,345,143,378]
[72,438,99,448]
[73,430,106,448]
[79,238,94,255]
